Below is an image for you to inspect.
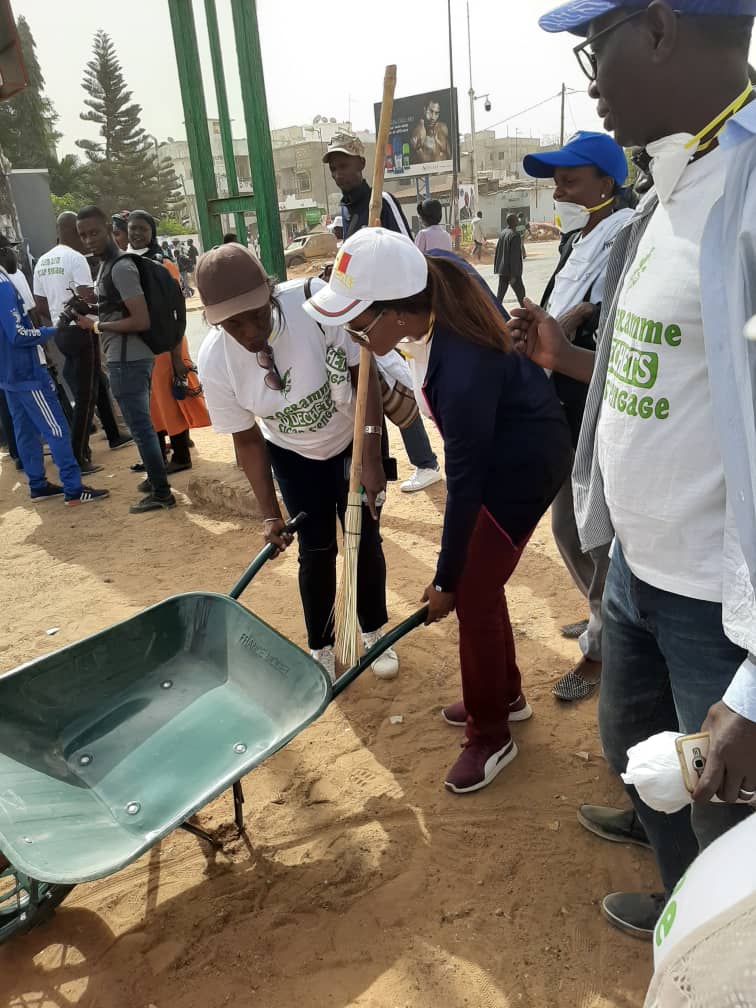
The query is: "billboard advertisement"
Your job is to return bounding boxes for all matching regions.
[374,88,459,179]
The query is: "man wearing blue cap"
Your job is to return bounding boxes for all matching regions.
[523,130,633,703]
[518,0,756,940]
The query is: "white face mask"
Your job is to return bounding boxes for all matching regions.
[127,244,149,256]
[646,133,698,205]
[647,81,753,205]
[554,196,614,235]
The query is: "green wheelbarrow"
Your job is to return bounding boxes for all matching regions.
[0,513,426,945]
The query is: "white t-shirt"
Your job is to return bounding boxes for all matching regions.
[33,244,92,323]
[597,151,727,602]
[9,269,34,313]
[198,278,360,460]
[546,209,634,322]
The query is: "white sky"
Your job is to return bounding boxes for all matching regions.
[14,0,608,157]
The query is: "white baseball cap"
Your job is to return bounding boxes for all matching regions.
[303,227,428,327]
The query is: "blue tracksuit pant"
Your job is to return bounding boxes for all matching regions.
[5,378,82,496]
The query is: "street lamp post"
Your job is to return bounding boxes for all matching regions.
[466,1,489,212]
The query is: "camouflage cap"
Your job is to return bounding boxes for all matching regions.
[322,132,365,163]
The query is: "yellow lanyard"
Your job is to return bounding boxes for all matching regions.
[688,81,753,153]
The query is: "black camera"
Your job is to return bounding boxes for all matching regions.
[57,288,94,328]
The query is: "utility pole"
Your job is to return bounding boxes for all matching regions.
[560,82,566,147]
[447,0,459,246]
[204,0,248,243]
[467,0,477,209]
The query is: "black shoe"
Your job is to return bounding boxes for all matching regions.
[80,462,104,476]
[129,492,176,514]
[137,478,153,493]
[601,892,666,941]
[109,435,134,451]
[30,481,65,503]
[130,462,146,472]
[165,460,192,475]
[561,619,589,639]
[14,458,23,471]
[577,805,651,849]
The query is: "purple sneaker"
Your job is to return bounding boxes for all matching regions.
[442,693,532,727]
[444,736,518,794]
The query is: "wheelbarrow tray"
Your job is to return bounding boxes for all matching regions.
[0,592,330,885]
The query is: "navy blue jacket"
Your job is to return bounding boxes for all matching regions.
[421,279,571,590]
[0,271,55,391]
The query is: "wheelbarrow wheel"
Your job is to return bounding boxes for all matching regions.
[0,862,74,945]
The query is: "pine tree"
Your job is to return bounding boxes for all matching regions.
[154,152,184,219]
[76,31,158,214]
[0,15,60,168]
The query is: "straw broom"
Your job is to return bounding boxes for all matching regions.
[335,64,397,666]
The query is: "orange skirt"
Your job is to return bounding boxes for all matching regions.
[149,335,211,437]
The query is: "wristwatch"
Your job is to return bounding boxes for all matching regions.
[93,320,101,336]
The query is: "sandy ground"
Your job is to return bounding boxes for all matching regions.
[0,416,659,1008]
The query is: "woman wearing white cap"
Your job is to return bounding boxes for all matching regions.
[305,228,572,793]
[195,243,399,683]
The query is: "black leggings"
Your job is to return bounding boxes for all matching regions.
[267,441,388,650]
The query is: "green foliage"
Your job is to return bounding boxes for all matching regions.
[76,31,160,214]
[50,193,79,215]
[47,154,90,203]
[0,16,60,167]
[155,216,192,237]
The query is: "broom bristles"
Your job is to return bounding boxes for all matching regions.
[335,493,363,666]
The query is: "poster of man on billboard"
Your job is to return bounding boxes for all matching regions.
[374,89,459,179]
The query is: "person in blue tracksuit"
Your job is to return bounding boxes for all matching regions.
[0,268,109,505]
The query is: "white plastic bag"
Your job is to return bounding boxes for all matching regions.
[621,731,692,814]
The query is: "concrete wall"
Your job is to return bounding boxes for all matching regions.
[8,169,56,258]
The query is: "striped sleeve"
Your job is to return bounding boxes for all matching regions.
[381,193,413,239]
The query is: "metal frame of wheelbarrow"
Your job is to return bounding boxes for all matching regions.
[0,513,426,944]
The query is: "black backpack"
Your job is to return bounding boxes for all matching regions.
[101,253,185,356]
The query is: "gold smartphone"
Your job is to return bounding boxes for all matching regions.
[675,732,710,793]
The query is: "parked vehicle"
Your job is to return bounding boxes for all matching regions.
[284,231,338,268]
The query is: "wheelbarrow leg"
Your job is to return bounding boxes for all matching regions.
[233,780,245,834]
[180,820,222,850]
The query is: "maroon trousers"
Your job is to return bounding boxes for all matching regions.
[456,508,530,741]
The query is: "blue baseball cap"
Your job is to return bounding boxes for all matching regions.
[523,131,628,186]
[540,0,756,36]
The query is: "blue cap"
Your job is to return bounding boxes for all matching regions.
[523,131,628,186]
[540,0,756,36]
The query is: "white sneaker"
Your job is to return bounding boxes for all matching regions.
[310,646,336,684]
[400,467,443,493]
[362,629,399,680]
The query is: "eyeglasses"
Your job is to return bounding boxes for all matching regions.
[573,7,648,82]
[257,346,284,391]
[344,310,385,346]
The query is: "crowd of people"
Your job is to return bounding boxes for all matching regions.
[0,206,210,512]
[2,0,756,1002]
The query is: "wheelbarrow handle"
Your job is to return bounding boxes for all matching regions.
[228,512,307,600]
[331,606,428,698]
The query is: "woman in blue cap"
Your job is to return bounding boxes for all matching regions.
[523,130,634,703]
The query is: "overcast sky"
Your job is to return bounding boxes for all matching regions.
[14,0,614,157]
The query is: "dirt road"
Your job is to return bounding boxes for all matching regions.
[0,421,656,1008]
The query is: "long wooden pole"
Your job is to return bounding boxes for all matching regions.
[348,64,397,498]
[336,65,397,667]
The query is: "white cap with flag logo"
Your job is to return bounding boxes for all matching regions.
[303,227,428,327]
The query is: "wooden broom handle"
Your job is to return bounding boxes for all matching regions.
[349,64,397,495]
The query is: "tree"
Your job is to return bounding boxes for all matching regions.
[76,31,159,214]
[0,15,60,168]
[47,154,90,203]
[153,152,184,220]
